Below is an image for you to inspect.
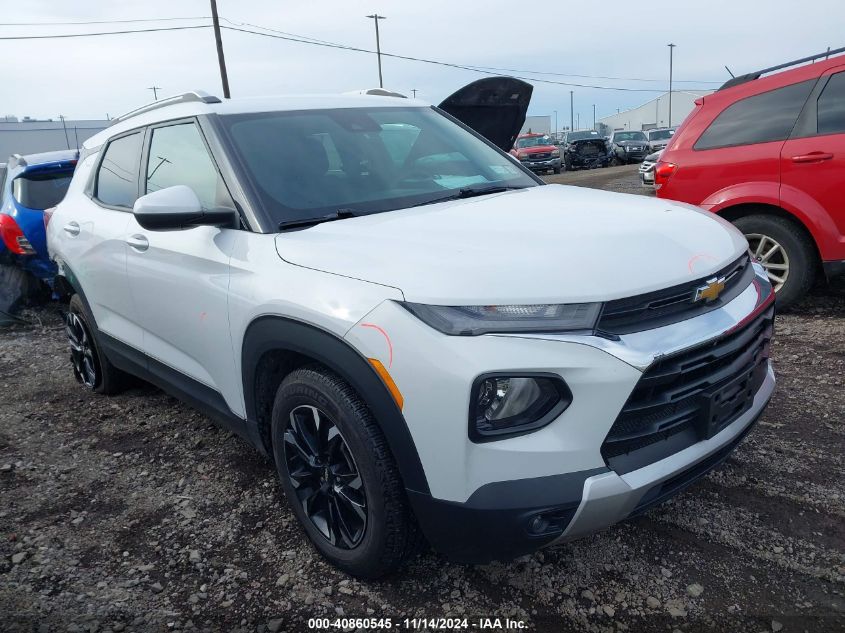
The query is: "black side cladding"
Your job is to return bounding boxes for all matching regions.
[438,77,533,152]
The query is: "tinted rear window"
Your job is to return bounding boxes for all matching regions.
[12,171,73,210]
[817,71,845,136]
[695,80,815,150]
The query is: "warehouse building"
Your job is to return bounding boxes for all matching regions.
[0,118,108,160]
[597,90,711,133]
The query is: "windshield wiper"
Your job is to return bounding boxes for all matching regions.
[279,208,358,231]
[410,185,527,208]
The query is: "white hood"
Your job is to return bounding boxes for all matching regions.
[274,184,748,305]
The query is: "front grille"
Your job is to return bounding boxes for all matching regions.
[528,153,551,160]
[601,304,773,475]
[599,256,753,335]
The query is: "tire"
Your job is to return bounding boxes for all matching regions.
[271,366,422,578]
[553,166,562,174]
[67,294,127,394]
[732,214,816,309]
[610,156,622,167]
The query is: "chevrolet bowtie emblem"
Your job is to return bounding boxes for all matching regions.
[694,276,727,303]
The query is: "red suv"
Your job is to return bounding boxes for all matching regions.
[656,48,845,307]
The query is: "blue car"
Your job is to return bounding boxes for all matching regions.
[0,150,78,285]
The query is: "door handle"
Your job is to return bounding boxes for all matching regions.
[126,234,149,252]
[791,152,834,163]
[63,221,80,237]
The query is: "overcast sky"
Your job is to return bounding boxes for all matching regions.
[3,0,843,129]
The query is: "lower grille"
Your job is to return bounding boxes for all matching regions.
[601,304,774,475]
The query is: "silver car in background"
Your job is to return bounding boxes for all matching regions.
[645,127,676,153]
[639,150,662,187]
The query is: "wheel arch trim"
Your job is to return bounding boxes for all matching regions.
[241,314,430,494]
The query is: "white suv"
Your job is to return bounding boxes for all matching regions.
[47,85,775,578]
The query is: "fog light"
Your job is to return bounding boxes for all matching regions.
[470,374,571,442]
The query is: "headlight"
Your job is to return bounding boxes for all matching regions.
[402,302,602,335]
[551,149,560,157]
[470,374,572,441]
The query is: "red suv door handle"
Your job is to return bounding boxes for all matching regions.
[791,152,834,163]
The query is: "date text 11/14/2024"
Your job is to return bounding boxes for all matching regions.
[307,617,528,630]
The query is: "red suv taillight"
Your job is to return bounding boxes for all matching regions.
[654,161,677,190]
[0,215,35,255]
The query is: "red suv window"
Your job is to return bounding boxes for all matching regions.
[817,72,845,135]
[694,80,815,150]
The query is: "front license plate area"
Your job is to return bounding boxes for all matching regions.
[697,363,765,439]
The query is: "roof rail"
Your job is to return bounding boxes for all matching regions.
[8,153,26,168]
[109,91,222,126]
[719,45,845,91]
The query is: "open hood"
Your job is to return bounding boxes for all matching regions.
[438,77,533,152]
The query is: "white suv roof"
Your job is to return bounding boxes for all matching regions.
[86,90,419,150]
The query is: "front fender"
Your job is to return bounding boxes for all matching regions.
[241,315,430,495]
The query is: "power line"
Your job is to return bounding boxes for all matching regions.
[0,16,211,26]
[0,19,718,91]
[221,25,705,92]
[0,24,211,40]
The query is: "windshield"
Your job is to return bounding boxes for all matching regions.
[516,135,553,148]
[12,170,73,210]
[647,129,674,140]
[567,131,601,141]
[613,131,647,142]
[220,107,536,223]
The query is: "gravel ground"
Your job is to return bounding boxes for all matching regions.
[1,166,843,633]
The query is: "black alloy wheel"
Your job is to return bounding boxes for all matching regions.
[66,311,99,388]
[283,404,367,549]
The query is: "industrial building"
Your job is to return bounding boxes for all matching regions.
[0,118,108,160]
[597,90,711,133]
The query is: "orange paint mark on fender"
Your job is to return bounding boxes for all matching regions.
[368,358,404,410]
[360,322,393,367]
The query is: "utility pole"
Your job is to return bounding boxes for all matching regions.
[667,43,676,128]
[411,89,417,98]
[576,113,580,130]
[592,104,596,130]
[148,86,161,101]
[366,14,387,88]
[58,115,70,149]
[554,110,558,138]
[569,91,574,132]
[210,0,231,98]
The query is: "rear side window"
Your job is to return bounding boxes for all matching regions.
[817,72,845,135]
[13,171,73,210]
[695,80,815,150]
[145,123,233,210]
[96,132,143,208]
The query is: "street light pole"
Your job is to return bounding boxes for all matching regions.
[411,89,417,98]
[570,90,574,132]
[668,43,676,127]
[592,104,596,130]
[554,110,558,138]
[366,14,387,88]
[210,0,231,98]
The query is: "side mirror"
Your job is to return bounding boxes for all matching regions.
[132,185,236,231]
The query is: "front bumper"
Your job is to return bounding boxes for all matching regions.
[566,153,611,169]
[346,266,775,563]
[555,363,773,542]
[521,157,561,171]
